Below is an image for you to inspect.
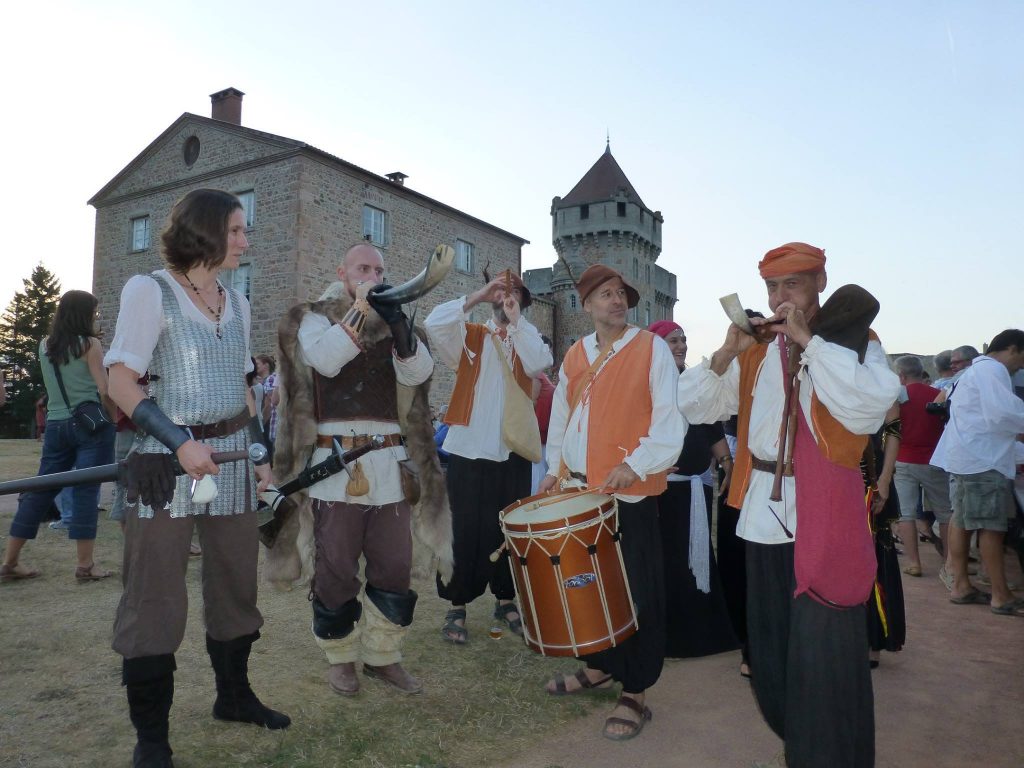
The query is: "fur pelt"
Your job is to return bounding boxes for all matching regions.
[263,282,454,590]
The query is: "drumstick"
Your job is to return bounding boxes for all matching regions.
[489,542,507,563]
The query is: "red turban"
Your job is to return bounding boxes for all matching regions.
[647,320,682,339]
[758,242,826,278]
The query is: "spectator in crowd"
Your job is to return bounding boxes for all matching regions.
[932,350,955,390]
[433,405,450,469]
[950,345,980,380]
[34,392,48,439]
[1,290,116,582]
[931,329,1024,617]
[892,355,951,577]
[259,356,279,463]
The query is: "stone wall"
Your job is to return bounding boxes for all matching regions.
[91,116,525,409]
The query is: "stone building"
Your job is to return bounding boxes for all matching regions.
[88,88,528,399]
[524,142,677,364]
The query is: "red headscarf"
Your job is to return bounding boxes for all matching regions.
[758,242,826,278]
[647,320,683,339]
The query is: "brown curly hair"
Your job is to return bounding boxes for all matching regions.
[161,188,242,273]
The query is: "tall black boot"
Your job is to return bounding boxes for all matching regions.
[206,631,291,730]
[123,655,176,768]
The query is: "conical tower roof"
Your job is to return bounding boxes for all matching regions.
[557,143,646,209]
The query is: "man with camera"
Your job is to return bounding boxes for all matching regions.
[931,329,1024,617]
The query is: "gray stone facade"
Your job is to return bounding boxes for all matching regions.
[525,144,677,365]
[89,97,527,407]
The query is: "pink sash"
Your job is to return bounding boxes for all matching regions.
[793,407,876,608]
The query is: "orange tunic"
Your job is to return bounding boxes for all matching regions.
[444,323,532,427]
[562,331,668,497]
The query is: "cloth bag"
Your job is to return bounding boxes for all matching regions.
[490,335,541,463]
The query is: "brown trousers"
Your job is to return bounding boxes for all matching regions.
[312,499,412,610]
[112,508,263,658]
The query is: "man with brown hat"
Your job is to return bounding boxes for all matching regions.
[677,243,898,768]
[538,264,684,741]
[425,268,552,644]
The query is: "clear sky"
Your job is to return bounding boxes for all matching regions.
[1,1,1020,361]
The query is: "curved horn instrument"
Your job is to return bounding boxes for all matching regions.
[371,244,455,306]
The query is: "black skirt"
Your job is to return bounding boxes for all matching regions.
[866,480,906,653]
[658,480,738,658]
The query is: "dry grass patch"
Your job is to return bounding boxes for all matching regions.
[0,439,44,482]
[0,440,605,768]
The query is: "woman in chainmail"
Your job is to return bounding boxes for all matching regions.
[105,189,289,768]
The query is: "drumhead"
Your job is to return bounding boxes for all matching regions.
[503,491,612,526]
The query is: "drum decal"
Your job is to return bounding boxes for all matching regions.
[564,573,597,589]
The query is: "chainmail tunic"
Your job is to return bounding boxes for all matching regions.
[132,274,255,518]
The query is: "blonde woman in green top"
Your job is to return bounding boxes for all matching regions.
[0,290,116,581]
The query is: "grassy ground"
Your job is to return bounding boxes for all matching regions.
[0,440,599,768]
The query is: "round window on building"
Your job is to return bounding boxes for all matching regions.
[183,136,201,167]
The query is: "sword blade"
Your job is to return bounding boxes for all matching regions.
[275,439,380,498]
[256,437,384,549]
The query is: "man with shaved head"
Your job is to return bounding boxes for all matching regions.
[269,242,450,696]
[678,243,899,768]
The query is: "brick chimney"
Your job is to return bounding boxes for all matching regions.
[210,87,244,125]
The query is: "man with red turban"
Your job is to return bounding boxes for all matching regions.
[678,243,899,768]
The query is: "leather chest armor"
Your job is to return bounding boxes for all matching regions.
[313,336,398,422]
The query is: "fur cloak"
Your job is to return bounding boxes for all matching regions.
[263,282,454,589]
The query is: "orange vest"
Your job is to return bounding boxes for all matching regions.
[726,333,877,510]
[444,323,532,427]
[562,331,668,496]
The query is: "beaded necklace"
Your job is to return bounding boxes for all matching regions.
[183,272,225,339]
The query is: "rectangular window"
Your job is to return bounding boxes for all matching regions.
[237,190,255,228]
[362,205,388,246]
[455,240,474,273]
[580,204,589,220]
[617,202,626,217]
[130,216,150,252]
[224,263,252,301]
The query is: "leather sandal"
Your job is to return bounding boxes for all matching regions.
[442,608,468,644]
[75,563,114,582]
[602,694,652,741]
[0,563,40,582]
[547,668,613,696]
[493,601,524,636]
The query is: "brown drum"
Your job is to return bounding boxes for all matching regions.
[500,488,637,657]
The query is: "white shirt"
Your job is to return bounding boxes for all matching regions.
[930,355,1024,479]
[546,328,685,503]
[297,310,435,503]
[424,296,552,461]
[104,270,252,375]
[677,335,899,544]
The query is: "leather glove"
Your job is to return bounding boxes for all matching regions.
[122,453,177,509]
[366,284,405,325]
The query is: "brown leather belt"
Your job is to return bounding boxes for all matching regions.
[184,408,250,441]
[751,456,794,477]
[316,433,403,450]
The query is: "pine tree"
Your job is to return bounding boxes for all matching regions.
[0,264,61,437]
